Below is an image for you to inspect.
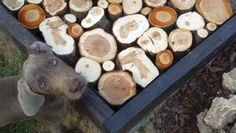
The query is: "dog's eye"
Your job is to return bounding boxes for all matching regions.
[48,59,57,66]
[38,81,46,88]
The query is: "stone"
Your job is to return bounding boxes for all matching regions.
[204,96,236,129]
[222,68,236,92]
[197,111,213,133]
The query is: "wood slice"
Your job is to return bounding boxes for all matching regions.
[194,28,208,44]
[98,71,136,105]
[102,60,115,72]
[137,27,168,54]
[148,6,177,29]
[26,0,43,4]
[98,0,109,9]
[81,6,108,29]
[43,0,67,16]
[67,23,84,39]
[168,28,193,52]
[2,0,25,11]
[141,7,152,16]
[39,16,75,56]
[117,47,159,88]
[144,0,167,8]
[18,4,46,29]
[108,0,123,3]
[176,11,205,31]
[112,14,149,45]
[122,0,143,15]
[75,57,102,83]
[155,49,174,70]
[69,0,93,20]
[63,13,77,25]
[78,28,117,63]
[195,0,233,25]
[206,22,217,32]
[170,0,195,13]
[108,3,122,21]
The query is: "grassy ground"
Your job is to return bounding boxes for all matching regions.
[0,31,48,133]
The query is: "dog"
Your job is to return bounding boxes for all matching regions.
[0,41,87,133]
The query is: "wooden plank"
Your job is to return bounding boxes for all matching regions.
[103,15,236,133]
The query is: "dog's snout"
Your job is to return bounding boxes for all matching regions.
[69,79,86,93]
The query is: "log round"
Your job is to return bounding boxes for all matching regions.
[108,0,123,3]
[2,0,25,11]
[43,0,67,16]
[69,0,93,20]
[206,23,217,32]
[67,23,84,39]
[141,7,152,16]
[176,11,205,31]
[122,0,143,15]
[117,47,159,88]
[27,0,43,4]
[168,28,193,52]
[98,71,136,105]
[170,0,196,13]
[81,6,105,29]
[144,0,167,8]
[98,0,109,9]
[18,4,46,29]
[39,16,75,56]
[63,14,77,25]
[75,57,102,83]
[148,6,177,28]
[112,14,149,44]
[78,28,117,63]
[155,50,174,70]
[108,3,123,21]
[102,60,115,72]
[137,27,168,54]
[195,0,233,25]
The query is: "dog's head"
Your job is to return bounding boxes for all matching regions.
[17,41,87,116]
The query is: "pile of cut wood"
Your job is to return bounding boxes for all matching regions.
[2,0,233,106]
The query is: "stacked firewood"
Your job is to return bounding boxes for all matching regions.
[2,0,233,106]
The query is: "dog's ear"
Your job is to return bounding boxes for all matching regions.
[17,79,45,116]
[28,41,53,55]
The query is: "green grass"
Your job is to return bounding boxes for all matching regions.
[0,32,49,133]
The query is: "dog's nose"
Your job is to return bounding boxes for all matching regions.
[70,79,85,93]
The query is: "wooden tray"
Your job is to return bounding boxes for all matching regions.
[1,3,236,132]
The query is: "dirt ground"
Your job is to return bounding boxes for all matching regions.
[0,27,236,133]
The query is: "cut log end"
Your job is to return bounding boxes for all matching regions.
[156,50,174,70]
[206,23,217,32]
[18,4,46,29]
[113,14,149,44]
[39,16,75,56]
[197,29,208,39]
[195,0,233,25]
[69,0,93,20]
[108,0,123,3]
[75,57,102,83]
[137,27,168,54]
[176,11,205,31]
[43,0,67,16]
[27,0,43,4]
[170,0,196,12]
[81,6,105,29]
[141,7,152,16]
[117,47,159,88]
[67,23,84,39]
[78,28,117,63]
[102,60,115,72]
[63,14,77,25]
[108,3,122,21]
[122,0,143,15]
[144,0,167,7]
[98,0,109,9]
[98,71,136,105]
[2,0,25,11]
[168,28,193,52]
[148,6,177,28]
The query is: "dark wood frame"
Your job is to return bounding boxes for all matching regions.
[1,3,236,133]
